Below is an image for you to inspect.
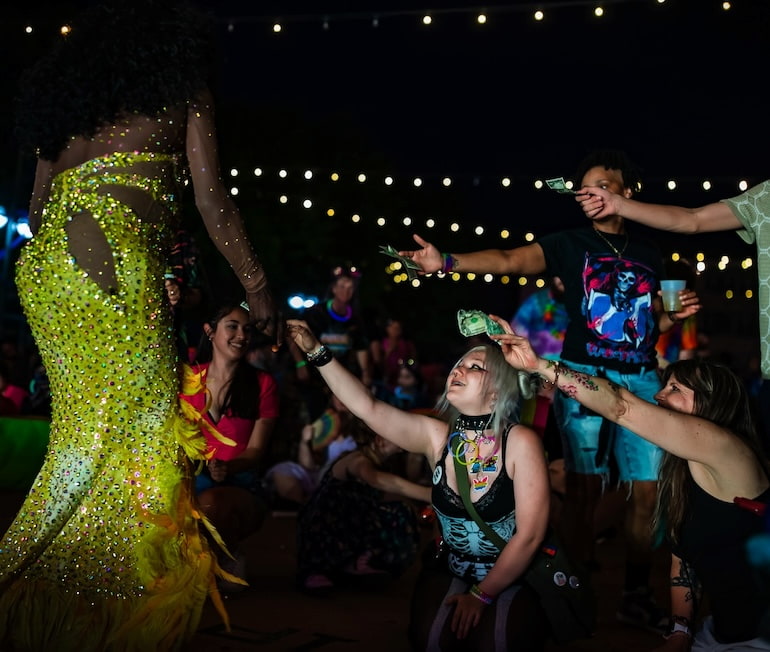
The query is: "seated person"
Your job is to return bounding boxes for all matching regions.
[180,302,279,592]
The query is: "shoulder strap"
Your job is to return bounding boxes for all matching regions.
[451,433,507,552]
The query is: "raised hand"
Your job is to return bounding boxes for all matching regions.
[286,319,321,355]
[397,233,444,274]
[576,187,623,221]
[487,314,540,373]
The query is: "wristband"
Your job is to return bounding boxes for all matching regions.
[665,618,692,639]
[295,360,307,368]
[469,583,494,605]
[441,253,456,274]
[306,345,333,367]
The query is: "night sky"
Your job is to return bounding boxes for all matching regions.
[1,1,769,351]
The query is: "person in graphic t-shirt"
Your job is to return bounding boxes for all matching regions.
[398,150,702,633]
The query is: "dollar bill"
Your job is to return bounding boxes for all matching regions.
[457,309,506,338]
[379,244,421,280]
[545,177,576,194]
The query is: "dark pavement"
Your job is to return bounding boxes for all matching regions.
[1,490,669,652]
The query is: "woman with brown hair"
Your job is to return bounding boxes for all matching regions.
[496,317,770,650]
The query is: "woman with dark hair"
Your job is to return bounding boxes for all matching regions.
[497,319,770,650]
[287,318,551,650]
[0,1,275,649]
[180,303,279,592]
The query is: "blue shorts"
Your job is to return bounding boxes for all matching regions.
[553,362,662,482]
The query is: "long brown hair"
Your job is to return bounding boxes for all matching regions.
[652,358,769,544]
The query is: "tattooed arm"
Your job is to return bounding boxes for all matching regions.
[655,553,699,651]
[491,316,743,466]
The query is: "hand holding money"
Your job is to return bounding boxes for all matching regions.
[457,309,506,338]
[379,244,422,280]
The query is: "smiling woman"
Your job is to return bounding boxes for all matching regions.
[180,301,280,592]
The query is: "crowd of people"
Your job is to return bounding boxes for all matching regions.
[1,1,769,651]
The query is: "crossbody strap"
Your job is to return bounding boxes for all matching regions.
[451,432,507,552]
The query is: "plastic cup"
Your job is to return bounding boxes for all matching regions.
[660,279,686,312]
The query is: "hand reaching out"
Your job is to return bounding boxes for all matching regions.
[487,314,541,373]
[286,319,321,355]
[398,234,444,274]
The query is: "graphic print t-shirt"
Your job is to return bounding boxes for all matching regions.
[538,227,664,373]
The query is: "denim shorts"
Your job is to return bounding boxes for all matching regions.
[553,361,663,481]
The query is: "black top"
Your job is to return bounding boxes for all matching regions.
[672,480,770,642]
[539,226,664,373]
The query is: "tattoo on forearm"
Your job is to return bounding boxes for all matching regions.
[561,369,599,398]
[672,559,699,606]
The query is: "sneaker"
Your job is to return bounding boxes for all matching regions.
[616,587,669,634]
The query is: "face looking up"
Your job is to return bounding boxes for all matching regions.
[446,349,497,415]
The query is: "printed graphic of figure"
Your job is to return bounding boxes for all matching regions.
[586,263,652,347]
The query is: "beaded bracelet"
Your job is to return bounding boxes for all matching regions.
[539,360,562,389]
[306,345,333,367]
[468,583,494,605]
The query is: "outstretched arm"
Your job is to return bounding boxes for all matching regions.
[186,88,276,335]
[398,233,547,276]
[576,187,741,234]
[286,319,445,457]
[489,315,735,468]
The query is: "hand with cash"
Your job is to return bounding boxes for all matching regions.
[457,309,506,338]
[379,244,422,280]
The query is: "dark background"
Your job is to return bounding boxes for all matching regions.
[1,1,768,362]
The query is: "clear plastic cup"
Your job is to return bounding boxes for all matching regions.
[660,279,686,312]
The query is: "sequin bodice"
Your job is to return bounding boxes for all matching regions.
[1,151,211,650]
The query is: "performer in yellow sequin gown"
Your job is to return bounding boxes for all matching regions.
[1,3,275,650]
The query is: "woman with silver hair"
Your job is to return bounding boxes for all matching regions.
[287,318,551,650]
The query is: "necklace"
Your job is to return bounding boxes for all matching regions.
[326,299,352,322]
[593,227,629,258]
[456,413,492,431]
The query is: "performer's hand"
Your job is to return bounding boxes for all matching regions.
[247,287,281,346]
[398,233,444,274]
[286,319,321,354]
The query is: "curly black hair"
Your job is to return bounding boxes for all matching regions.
[15,0,215,161]
[574,148,643,194]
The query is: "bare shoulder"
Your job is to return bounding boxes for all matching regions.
[506,423,545,450]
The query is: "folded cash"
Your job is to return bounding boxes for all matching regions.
[379,244,421,280]
[457,309,506,338]
[545,177,576,194]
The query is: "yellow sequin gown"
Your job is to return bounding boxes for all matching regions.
[0,151,218,651]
